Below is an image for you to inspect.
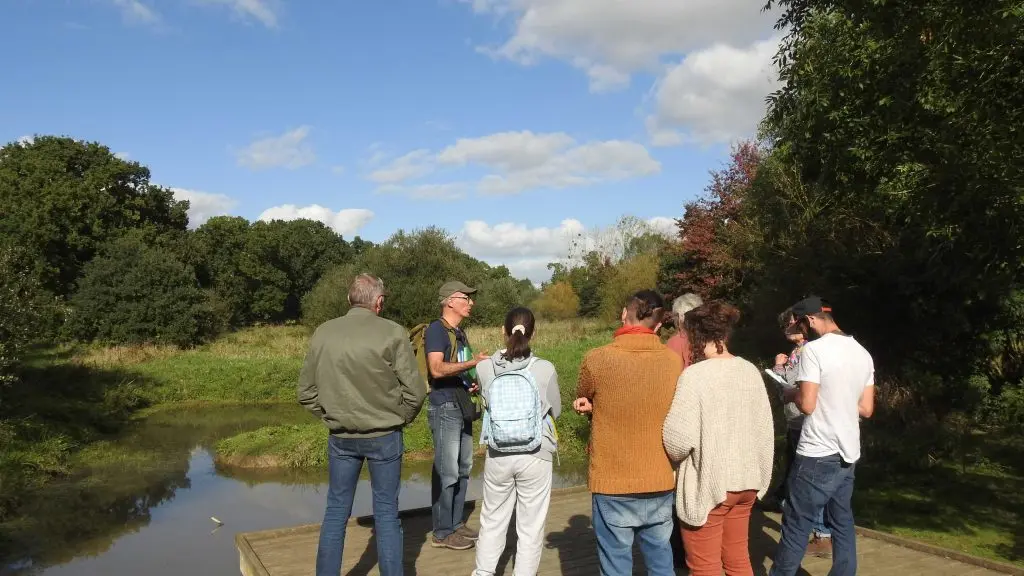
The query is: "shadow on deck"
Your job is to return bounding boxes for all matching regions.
[236,486,1019,575]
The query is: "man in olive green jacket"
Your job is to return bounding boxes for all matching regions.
[298,273,425,576]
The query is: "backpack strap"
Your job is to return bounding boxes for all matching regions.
[439,318,459,363]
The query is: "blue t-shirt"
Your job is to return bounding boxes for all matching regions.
[425,320,470,403]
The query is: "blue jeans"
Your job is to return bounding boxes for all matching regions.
[770,454,857,576]
[428,400,473,539]
[316,431,404,576]
[781,429,831,538]
[592,492,675,576]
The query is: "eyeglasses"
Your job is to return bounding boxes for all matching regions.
[450,295,473,302]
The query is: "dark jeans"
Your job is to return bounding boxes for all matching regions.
[428,400,473,539]
[316,431,404,576]
[592,492,676,576]
[770,454,857,576]
[780,428,830,537]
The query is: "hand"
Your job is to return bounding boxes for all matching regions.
[473,351,490,364]
[468,383,480,394]
[573,397,593,414]
[774,353,789,367]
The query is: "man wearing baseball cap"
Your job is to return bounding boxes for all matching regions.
[770,296,875,576]
[425,280,489,550]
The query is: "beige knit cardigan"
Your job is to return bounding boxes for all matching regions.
[662,356,775,527]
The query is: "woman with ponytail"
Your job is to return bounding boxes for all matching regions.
[472,307,561,576]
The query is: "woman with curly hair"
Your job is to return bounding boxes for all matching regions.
[662,301,775,576]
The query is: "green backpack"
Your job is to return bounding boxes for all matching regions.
[409,322,458,393]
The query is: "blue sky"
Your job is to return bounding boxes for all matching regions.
[2,0,781,282]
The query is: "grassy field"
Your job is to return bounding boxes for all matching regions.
[7,321,1024,569]
[215,319,612,468]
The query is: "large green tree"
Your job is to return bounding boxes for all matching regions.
[68,237,214,347]
[190,217,352,325]
[748,0,1024,410]
[190,216,258,327]
[303,227,531,329]
[240,219,351,322]
[0,247,54,386]
[0,136,188,296]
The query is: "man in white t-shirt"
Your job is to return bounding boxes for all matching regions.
[770,296,875,576]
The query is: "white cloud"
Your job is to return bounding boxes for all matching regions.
[331,165,346,175]
[460,219,586,259]
[369,131,659,195]
[377,183,467,200]
[458,215,678,282]
[509,140,657,194]
[647,216,678,238]
[438,131,575,171]
[16,135,34,146]
[646,37,782,145]
[171,188,238,228]
[257,204,374,237]
[458,219,587,282]
[115,151,131,161]
[112,0,160,25]
[367,149,434,184]
[462,0,775,92]
[198,0,279,28]
[236,126,315,170]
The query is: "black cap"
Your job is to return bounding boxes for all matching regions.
[791,295,832,317]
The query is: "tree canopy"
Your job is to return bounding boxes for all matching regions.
[0,136,188,296]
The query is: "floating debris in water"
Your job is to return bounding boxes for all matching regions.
[211,516,224,525]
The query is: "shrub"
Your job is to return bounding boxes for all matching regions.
[533,282,580,320]
[598,253,660,321]
[472,276,537,327]
[0,247,53,386]
[302,228,494,329]
[300,263,357,330]
[69,238,216,347]
[984,381,1024,431]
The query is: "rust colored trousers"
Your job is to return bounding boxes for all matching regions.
[681,490,757,576]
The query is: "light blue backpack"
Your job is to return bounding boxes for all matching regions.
[481,357,543,453]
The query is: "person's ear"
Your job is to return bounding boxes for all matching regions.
[620,307,627,324]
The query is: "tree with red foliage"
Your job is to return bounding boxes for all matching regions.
[658,141,763,302]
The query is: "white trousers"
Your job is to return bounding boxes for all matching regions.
[472,453,553,576]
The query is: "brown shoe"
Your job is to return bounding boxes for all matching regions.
[430,532,475,550]
[807,535,832,559]
[456,524,479,541]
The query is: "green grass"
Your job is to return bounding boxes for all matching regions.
[7,322,1024,569]
[853,433,1024,567]
[214,326,614,467]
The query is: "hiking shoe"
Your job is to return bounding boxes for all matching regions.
[430,533,475,550]
[456,524,479,541]
[807,535,832,559]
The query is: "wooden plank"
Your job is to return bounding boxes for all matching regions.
[236,532,271,576]
[236,486,1018,576]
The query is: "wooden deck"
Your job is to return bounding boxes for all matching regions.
[236,486,1020,576]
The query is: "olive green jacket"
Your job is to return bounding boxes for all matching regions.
[298,307,426,438]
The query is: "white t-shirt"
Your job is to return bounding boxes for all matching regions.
[794,332,874,463]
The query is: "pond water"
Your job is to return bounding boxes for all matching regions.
[5,406,587,576]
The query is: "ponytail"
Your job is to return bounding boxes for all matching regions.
[501,307,535,361]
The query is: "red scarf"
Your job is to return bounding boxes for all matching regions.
[614,325,656,337]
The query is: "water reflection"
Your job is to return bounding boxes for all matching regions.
[5,406,586,576]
